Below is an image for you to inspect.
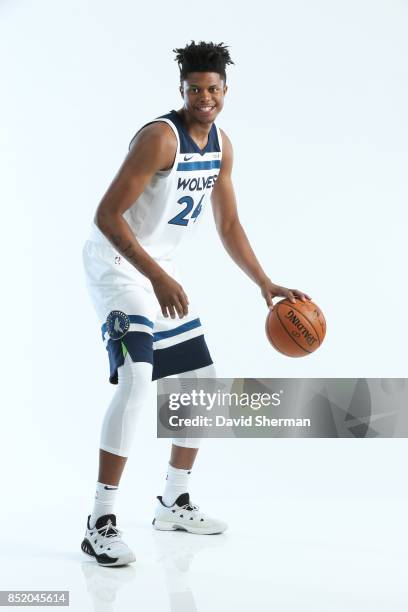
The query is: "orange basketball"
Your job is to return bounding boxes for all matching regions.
[265,298,326,357]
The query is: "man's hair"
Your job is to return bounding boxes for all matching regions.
[173,40,234,83]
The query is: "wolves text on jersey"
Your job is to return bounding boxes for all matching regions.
[177,175,219,192]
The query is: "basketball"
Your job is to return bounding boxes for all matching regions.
[265,299,326,357]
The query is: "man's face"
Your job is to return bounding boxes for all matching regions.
[179,72,228,124]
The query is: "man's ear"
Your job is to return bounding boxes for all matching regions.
[224,84,228,95]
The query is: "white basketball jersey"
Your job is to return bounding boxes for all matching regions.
[88,109,223,259]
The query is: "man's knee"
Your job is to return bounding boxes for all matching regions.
[117,358,152,389]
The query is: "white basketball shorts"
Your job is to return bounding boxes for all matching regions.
[82,239,213,384]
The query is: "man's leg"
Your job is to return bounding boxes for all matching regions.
[169,445,198,470]
[153,363,227,534]
[98,449,127,486]
[161,364,216,508]
[81,357,153,566]
[89,358,152,526]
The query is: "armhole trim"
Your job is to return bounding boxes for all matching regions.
[216,125,223,158]
[216,125,224,176]
[128,118,180,176]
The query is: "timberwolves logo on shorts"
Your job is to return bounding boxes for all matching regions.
[106,310,130,340]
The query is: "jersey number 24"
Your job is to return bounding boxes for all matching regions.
[168,195,204,226]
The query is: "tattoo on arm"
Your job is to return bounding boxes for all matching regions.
[109,233,138,264]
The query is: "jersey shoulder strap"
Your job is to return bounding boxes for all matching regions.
[128,110,179,151]
[128,109,221,155]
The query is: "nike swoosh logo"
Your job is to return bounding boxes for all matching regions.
[104,486,118,490]
[184,155,194,161]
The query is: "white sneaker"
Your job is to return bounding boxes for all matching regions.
[152,493,228,535]
[81,514,136,567]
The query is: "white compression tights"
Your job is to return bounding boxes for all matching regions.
[99,359,216,457]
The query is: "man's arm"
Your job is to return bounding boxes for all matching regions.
[93,123,189,319]
[211,129,311,309]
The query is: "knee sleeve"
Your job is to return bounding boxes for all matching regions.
[171,363,217,449]
[100,358,153,457]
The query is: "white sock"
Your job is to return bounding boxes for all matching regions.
[90,481,118,527]
[162,464,192,507]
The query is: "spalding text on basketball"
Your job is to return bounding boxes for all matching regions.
[285,310,317,346]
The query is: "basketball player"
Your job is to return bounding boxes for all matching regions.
[81,40,311,567]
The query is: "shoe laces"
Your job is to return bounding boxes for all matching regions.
[180,501,200,512]
[97,519,122,541]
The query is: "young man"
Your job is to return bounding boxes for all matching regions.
[81,40,311,567]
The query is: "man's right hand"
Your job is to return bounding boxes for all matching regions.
[151,273,189,319]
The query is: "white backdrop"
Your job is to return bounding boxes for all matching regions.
[1,0,407,599]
